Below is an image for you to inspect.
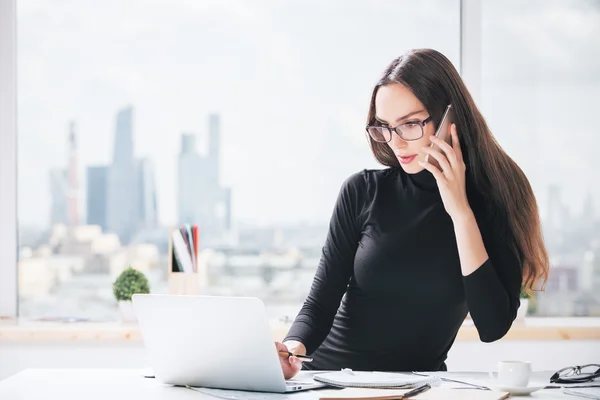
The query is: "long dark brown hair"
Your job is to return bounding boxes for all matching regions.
[366,49,549,293]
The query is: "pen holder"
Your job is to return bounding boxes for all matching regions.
[167,226,207,295]
[168,271,201,295]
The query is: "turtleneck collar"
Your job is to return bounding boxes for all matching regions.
[405,168,438,191]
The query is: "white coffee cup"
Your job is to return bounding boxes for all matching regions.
[489,361,531,387]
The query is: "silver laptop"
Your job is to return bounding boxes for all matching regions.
[132,294,325,393]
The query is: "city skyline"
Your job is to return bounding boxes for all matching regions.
[16,0,459,229]
[40,100,600,236]
[17,0,600,229]
[51,107,233,245]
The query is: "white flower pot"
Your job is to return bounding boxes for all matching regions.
[118,301,137,322]
[516,299,529,320]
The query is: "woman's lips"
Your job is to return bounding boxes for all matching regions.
[398,155,417,164]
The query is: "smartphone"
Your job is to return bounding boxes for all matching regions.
[424,104,454,170]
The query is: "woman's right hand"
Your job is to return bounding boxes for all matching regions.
[275,341,304,379]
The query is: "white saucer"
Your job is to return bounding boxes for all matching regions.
[488,384,545,396]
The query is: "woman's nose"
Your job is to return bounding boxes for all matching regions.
[389,134,408,149]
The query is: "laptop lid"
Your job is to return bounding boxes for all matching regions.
[132,294,288,392]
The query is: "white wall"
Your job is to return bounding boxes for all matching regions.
[1,341,599,381]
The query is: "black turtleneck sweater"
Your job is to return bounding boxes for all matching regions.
[284,168,522,372]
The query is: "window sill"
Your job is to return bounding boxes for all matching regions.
[1,317,599,343]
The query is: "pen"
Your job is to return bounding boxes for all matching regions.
[278,351,313,362]
[402,383,431,399]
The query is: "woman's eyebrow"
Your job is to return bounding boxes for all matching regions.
[375,109,426,125]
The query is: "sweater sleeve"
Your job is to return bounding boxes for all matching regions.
[283,171,366,354]
[463,214,523,342]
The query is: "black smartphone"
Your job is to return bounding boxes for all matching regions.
[424,104,454,170]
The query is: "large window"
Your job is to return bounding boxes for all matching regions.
[17,1,460,320]
[481,0,600,315]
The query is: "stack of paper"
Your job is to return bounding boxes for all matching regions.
[313,370,441,389]
[172,224,199,273]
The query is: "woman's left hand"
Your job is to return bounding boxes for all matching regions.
[419,124,472,220]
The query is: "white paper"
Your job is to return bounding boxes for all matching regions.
[564,388,600,399]
[187,387,320,400]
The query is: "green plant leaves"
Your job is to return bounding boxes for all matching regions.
[113,266,150,302]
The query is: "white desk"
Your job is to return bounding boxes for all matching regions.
[0,369,588,399]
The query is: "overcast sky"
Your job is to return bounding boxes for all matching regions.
[17,0,600,228]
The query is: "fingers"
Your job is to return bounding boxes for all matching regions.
[418,160,446,183]
[283,358,303,379]
[422,146,453,179]
[429,134,458,169]
[276,342,303,369]
[290,356,303,369]
[276,341,291,353]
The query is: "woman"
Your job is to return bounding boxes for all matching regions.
[276,48,549,377]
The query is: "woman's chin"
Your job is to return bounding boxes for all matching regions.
[399,160,425,174]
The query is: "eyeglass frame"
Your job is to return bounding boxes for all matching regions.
[365,116,433,143]
[550,364,600,384]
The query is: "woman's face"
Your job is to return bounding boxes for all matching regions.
[374,83,435,174]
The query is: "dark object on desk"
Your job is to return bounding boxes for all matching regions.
[401,383,430,398]
[278,351,313,362]
[546,385,600,389]
[551,364,600,384]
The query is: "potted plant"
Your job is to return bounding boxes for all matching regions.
[516,286,530,320]
[113,266,150,322]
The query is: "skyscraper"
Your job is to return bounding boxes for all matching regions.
[178,133,204,225]
[223,187,232,232]
[67,121,80,227]
[137,158,158,230]
[177,115,232,245]
[49,125,80,228]
[106,106,139,243]
[207,114,220,187]
[112,106,134,165]
[90,106,159,243]
[181,133,196,155]
[49,169,68,226]
[86,165,108,230]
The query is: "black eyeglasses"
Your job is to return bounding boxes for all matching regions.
[550,364,600,384]
[366,116,432,143]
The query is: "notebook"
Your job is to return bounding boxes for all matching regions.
[313,369,441,389]
[318,388,410,400]
[319,387,510,400]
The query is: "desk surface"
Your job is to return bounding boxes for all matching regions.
[0,369,585,399]
[1,317,600,342]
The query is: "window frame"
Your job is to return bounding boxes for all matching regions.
[0,0,481,319]
[0,0,18,318]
